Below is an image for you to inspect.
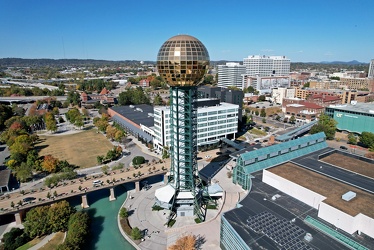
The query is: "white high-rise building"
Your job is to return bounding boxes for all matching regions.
[153,100,239,151]
[369,59,374,78]
[217,62,246,89]
[270,87,296,104]
[243,55,290,77]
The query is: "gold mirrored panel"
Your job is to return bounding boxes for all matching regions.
[157,35,210,87]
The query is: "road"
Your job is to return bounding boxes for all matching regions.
[0,159,170,214]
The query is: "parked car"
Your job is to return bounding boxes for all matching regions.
[340,146,348,150]
[23,197,36,204]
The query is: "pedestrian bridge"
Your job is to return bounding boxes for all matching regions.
[275,120,317,142]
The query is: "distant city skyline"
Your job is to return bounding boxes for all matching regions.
[0,0,373,63]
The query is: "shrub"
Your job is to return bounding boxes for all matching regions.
[167,219,176,227]
[152,205,164,211]
[132,156,145,165]
[119,207,128,218]
[131,227,142,240]
[112,163,124,170]
[227,171,233,178]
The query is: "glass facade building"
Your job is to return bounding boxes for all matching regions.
[325,103,374,134]
[220,216,250,250]
[233,132,328,190]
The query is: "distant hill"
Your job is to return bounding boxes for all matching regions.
[0,58,154,67]
[0,57,369,68]
[319,60,366,65]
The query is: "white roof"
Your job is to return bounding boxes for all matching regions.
[177,191,194,199]
[154,184,175,203]
[208,183,223,194]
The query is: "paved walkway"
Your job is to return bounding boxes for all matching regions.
[28,233,57,250]
[124,156,246,250]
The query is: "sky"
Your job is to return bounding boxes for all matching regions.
[0,0,373,63]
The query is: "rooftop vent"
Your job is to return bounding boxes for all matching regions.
[342,191,356,201]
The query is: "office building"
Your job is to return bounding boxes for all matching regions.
[242,75,290,95]
[217,62,246,89]
[369,59,374,78]
[198,86,244,123]
[243,55,290,77]
[325,102,374,134]
[153,99,239,152]
[271,87,296,104]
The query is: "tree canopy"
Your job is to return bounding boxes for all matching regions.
[118,87,150,105]
[309,114,337,140]
[359,132,374,150]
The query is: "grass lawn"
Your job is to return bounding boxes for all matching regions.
[36,128,113,169]
[39,232,65,250]
[16,237,44,250]
[248,128,267,136]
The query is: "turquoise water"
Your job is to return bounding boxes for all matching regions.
[68,184,135,250]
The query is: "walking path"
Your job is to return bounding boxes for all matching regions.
[28,233,57,250]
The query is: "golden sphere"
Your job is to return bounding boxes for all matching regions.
[157,35,210,87]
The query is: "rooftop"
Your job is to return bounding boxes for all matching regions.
[110,104,154,128]
[268,162,374,217]
[328,102,374,114]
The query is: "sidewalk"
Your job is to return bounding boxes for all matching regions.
[28,233,57,250]
[123,156,245,250]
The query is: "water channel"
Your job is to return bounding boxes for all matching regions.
[68,183,135,250]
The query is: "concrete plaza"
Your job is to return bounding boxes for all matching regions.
[124,158,246,250]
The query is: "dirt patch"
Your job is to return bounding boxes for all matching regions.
[36,129,113,169]
[321,153,374,178]
[268,163,374,217]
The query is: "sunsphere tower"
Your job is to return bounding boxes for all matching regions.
[155,35,210,221]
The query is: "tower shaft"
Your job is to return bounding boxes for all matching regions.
[169,86,198,191]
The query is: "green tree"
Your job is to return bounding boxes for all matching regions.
[101,165,109,174]
[260,108,266,117]
[97,155,104,164]
[131,227,142,240]
[347,133,357,145]
[150,78,161,89]
[202,74,214,85]
[359,132,374,149]
[153,93,163,105]
[289,115,296,124]
[255,110,259,116]
[60,211,90,249]
[2,227,31,250]
[44,112,57,132]
[48,200,76,232]
[310,114,337,140]
[24,205,51,238]
[118,87,150,105]
[258,95,266,102]
[16,162,33,182]
[67,91,80,106]
[0,104,13,130]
